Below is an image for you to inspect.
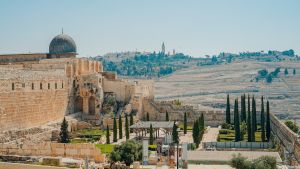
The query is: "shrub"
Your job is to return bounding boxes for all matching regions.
[253,156,277,169]
[222,123,232,129]
[219,129,229,134]
[230,154,252,169]
[285,120,299,133]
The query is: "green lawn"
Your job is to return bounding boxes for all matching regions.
[178,124,193,131]
[218,129,262,142]
[95,144,115,154]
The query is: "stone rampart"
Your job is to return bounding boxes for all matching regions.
[0,142,105,163]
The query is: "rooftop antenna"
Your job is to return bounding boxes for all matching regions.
[61,28,64,34]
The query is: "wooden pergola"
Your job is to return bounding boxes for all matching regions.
[129,121,174,139]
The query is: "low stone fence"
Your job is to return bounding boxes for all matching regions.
[203,141,273,150]
[0,142,105,163]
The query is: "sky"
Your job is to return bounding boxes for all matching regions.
[0,0,299,57]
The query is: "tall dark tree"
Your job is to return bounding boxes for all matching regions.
[125,114,129,140]
[106,125,110,144]
[199,113,205,141]
[251,96,256,142]
[247,95,252,142]
[146,112,150,121]
[59,117,70,143]
[226,94,231,124]
[113,116,117,142]
[241,94,246,122]
[293,68,296,75]
[184,112,187,134]
[192,120,200,147]
[130,112,134,133]
[234,99,241,142]
[166,111,169,121]
[172,121,179,144]
[261,96,266,142]
[149,123,154,145]
[119,114,123,139]
[266,100,271,142]
[285,68,289,75]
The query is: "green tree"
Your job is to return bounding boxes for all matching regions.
[293,68,296,75]
[172,121,179,144]
[241,94,246,122]
[166,111,169,121]
[113,116,117,142]
[285,68,288,75]
[109,140,142,166]
[192,120,200,147]
[266,100,271,141]
[285,120,299,133]
[226,94,231,124]
[130,112,134,133]
[125,114,129,140]
[184,112,187,134]
[149,123,154,145]
[251,96,256,142]
[59,117,70,143]
[106,125,110,144]
[247,95,252,142]
[261,96,266,142]
[234,99,241,142]
[146,112,150,121]
[119,114,123,139]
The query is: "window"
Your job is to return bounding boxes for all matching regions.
[55,83,57,89]
[32,83,34,90]
[48,83,50,89]
[40,83,42,90]
[62,82,64,89]
[22,83,25,88]
[12,83,14,90]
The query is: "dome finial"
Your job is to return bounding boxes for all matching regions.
[61,28,64,34]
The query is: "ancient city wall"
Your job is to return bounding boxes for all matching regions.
[0,68,70,131]
[270,112,300,163]
[0,53,47,64]
[0,142,105,163]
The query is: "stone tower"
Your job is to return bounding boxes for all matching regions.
[161,42,165,55]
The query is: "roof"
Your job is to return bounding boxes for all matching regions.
[129,121,174,129]
[49,34,77,55]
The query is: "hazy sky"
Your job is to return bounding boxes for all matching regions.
[0,0,299,57]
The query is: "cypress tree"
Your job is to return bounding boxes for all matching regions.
[106,125,110,144]
[261,96,266,142]
[226,94,231,124]
[119,114,123,139]
[247,95,252,142]
[241,94,246,122]
[146,112,150,121]
[251,96,256,142]
[59,117,70,143]
[130,112,134,133]
[200,113,205,141]
[125,114,129,140]
[113,116,117,142]
[293,68,296,75]
[234,99,241,142]
[184,112,187,134]
[166,111,169,121]
[266,100,271,142]
[192,120,200,147]
[172,121,179,144]
[149,123,154,145]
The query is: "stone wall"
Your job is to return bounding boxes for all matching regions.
[0,142,105,163]
[0,53,47,64]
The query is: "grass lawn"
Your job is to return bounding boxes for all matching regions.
[95,144,115,154]
[178,124,193,131]
[218,129,262,142]
[71,128,109,143]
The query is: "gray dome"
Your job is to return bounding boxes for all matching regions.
[49,34,77,55]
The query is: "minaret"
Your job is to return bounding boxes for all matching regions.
[161,42,165,55]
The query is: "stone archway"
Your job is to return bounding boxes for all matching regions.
[89,96,96,115]
[75,96,83,113]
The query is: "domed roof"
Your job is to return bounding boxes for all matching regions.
[49,34,77,55]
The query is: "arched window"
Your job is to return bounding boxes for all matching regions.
[32,83,34,90]
[62,82,64,89]
[12,83,14,90]
[40,83,43,90]
[55,83,57,89]
[48,83,50,89]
